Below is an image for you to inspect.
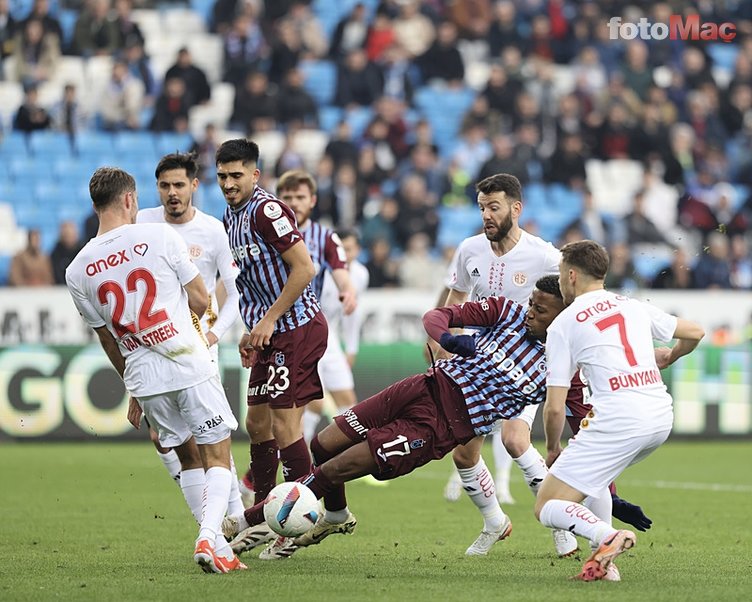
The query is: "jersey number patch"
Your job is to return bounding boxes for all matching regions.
[97,268,170,338]
[594,312,638,367]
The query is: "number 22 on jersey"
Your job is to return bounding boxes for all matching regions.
[97,268,170,338]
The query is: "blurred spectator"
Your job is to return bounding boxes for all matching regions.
[729,234,752,289]
[324,120,358,170]
[681,46,715,91]
[372,96,409,157]
[448,0,492,39]
[361,197,399,249]
[663,122,696,187]
[230,71,277,134]
[71,0,119,56]
[83,211,98,241]
[50,221,83,285]
[478,133,529,184]
[693,232,732,289]
[720,83,752,137]
[629,103,670,164]
[267,19,301,85]
[13,17,60,85]
[594,102,634,160]
[619,41,653,102]
[330,2,369,59]
[624,189,672,246]
[392,0,435,58]
[150,77,190,132]
[652,248,694,289]
[365,11,394,62]
[544,132,587,188]
[190,123,219,183]
[394,174,438,248]
[365,237,399,288]
[397,232,444,290]
[51,83,90,135]
[21,0,62,47]
[398,142,443,196]
[417,20,464,87]
[8,229,54,287]
[164,47,210,109]
[604,242,643,290]
[0,0,17,63]
[571,46,607,98]
[122,39,156,104]
[685,90,727,154]
[357,144,389,190]
[487,0,526,57]
[554,93,584,139]
[99,60,145,131]
[274,131,306,177]
[222,12,268,86]
[112,0,144,49]
[281,0,327,59]
[13,84,51,132]
[335,48,384,108]
[317,163,366,228]
[482,62,522,123]
[276,67,318,128]
[528,14,555,61]
[211,0,239,35]
[450,121,492,182]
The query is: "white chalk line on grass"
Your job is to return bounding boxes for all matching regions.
[404,469,752,493]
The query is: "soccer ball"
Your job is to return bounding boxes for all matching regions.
[263,482,319,537]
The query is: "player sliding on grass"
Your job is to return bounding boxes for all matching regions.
[535,240,704,581]
[225,275,601,558]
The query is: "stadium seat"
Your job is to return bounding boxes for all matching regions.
[299,60,337,106]
[344,106,373,139]
[253,130,286,171]
[0,131,30,159]
[0,81,24,129]
[58,9,78,49]
[319,106,343,133]
[0,182,26,206]
[437,205,482,249]
[189,0,214,24]
[113,131,157,156]
[0,254,12,286]
[162,7,206,35]
[28,131,74,158]
[154,132,195,155]
[186,34,224,84]
[210,82,235,123]
[50,56,86,91]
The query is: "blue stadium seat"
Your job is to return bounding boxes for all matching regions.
[437,205,482,249]
[0,254,12,285]
[7,156,46,180]
[548,184,583,223]
[414,86,475,156]
[189,0,214,24]
[9,0,34,20]
[344,106,373,139]
[299,60,337,106]
[28,131,75,158]
[319,106,343,133]
[0,181,26,206]
[154,132,195,155]
[58,9,78,48]
[113,131,157,156]
[74,131,115,158]
[707,43,739,72]
[0,131,30,159]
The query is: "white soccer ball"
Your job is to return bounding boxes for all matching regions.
[263,482,319,537]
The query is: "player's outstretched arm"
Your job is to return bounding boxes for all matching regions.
[331,267,357,315]
[543,386,569,467]
[657,318,705,369]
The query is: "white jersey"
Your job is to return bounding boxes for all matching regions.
[137,207,240,340]
[321,260,369,355]
[445,231,560,304]
[546,289,678,433]
[66,223,215,397]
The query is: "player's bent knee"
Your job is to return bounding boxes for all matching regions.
[452,445,480,469]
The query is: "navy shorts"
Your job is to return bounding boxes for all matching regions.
[334,372,472,480]
[247,311,328,409]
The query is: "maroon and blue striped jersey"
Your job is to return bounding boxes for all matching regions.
[224,186,320,333]
[300,221,347,299]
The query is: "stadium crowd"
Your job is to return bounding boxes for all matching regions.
[1,0,752,294]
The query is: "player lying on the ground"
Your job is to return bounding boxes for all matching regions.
[224,275,649,560]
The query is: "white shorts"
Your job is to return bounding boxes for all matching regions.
[139,375,238,448]
[488,403,539,434]
[550,426,671,498]
[318,334,354,392]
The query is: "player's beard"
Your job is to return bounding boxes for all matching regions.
[484,211,513,242]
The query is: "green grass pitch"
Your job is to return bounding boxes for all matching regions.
[2,441,751,601]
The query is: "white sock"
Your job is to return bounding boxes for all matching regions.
[198,466,232,543]
[324,507,349,523]
[458,459,505,531]
[180,468,206,523]
[214,533,234,559]
[303,409,320,444]
[513,445,549,496]
[491,433,513,492]
[583,488,613,551]
[539,499,616,546]
[226,456,244,516]
[157,449,182,483]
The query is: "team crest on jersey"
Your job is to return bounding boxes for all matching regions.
[513,272,527,286]
[133,243,148,256]
[410,438,426,449]
[263,201,283,219]
[189,244,202,259]
[274,352,285,366]
[536,359,547,375]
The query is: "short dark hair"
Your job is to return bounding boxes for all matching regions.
[535,275,562,299]
[476,173,522,202]
[277,170,317,196]
[89,167,136,210]
[215,138,260,166]
[155,152,199,180]
[560,240,609,280]
[336,229,360,244]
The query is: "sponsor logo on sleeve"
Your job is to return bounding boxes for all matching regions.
[263,201,283,219]
[272,217,293,237]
